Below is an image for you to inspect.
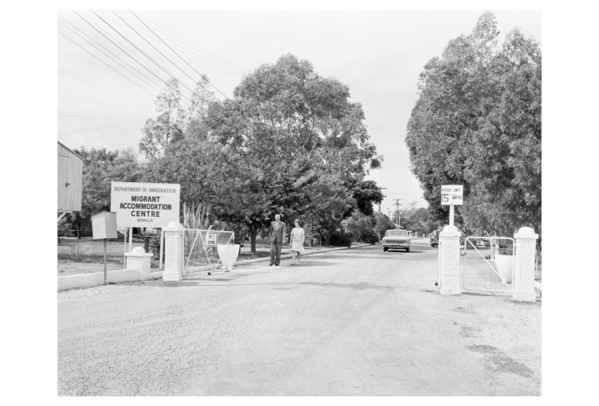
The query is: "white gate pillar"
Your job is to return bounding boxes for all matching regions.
[163,221,184,282]
[512,227,538,302]
[438,225,461,295]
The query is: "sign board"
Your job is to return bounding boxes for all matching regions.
[441,185,463,206]
[111,182,180,228]
[92,211,117,240]
[206,232,217,247]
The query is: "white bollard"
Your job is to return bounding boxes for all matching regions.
[512,227,538,302]
[438,224,461,295]
[125,246,153,277]
[163,221,184,282]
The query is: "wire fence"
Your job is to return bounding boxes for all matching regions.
[183,229,235,272]
[57,236,150,276]
[460,236,515,295]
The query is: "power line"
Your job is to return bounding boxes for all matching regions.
[62,20,161,93]
[130,11,228,99]
[91,11,196,96]
[112,11,200,89]
[59,30,155,98]
[63,19,163,91]
[73,11,192,106]
[74,11,170,91]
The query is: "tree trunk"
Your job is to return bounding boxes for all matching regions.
[250,227,257,257]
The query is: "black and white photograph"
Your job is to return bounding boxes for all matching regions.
[7,0,599,403]
[54,6,544,396]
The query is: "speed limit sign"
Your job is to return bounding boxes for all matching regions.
[441,185,463,206]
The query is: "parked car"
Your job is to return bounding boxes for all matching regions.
[430,230,439,248]
[382,229,412,252]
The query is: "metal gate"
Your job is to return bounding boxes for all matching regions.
[183,228,235,276]
[460,236,515,296]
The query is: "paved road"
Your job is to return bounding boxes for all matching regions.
[58,246,540,395]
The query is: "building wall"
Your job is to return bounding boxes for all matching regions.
[58,142,83,212]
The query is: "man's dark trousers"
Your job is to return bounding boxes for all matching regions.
[270,240,282,266]
[269,220,286,266]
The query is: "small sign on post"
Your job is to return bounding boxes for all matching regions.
[441,185,463,226]
[206,232,217,247]
[92,211,118,284]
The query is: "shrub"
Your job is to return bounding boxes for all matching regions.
[149,233,161,260]
[360,229,379,244]
[329,230,352,247]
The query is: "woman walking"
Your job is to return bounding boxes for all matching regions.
[290,219,305,264]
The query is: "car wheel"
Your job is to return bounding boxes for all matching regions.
[383,247,388,252]
[405,247,410,253]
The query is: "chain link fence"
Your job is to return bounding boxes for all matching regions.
[183,229,235,273]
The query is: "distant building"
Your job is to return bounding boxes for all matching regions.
[58,141,83,214]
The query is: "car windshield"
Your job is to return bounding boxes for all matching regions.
[385,229,409,237]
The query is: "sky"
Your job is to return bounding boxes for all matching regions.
[58,9,541,213]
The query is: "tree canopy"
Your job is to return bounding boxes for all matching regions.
[406,12,541,236]
[73,147,143,234]
[133,54,384,253]
[198,54,383,251]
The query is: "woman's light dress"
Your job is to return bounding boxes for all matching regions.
[290,227,305,254]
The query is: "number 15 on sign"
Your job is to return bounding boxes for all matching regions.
[441,185,463,226]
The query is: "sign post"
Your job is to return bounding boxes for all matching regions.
[122,229,127,265]
[159,229,165,270]
[92,211,118,284]
[441,185,463,226]
[104,239,107,281]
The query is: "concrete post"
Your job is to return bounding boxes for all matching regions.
[163,221,184,282]
[512,227,538,302]
[438,224,461,295]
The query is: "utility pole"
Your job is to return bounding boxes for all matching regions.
[393,198,402,227]
[378,187,387,213]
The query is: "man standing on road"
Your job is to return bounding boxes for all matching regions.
[270,214,287,266]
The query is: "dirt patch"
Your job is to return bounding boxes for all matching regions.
[466,344,534,378]
[487,353,534,378]
[466,344,499,354]
[453,305,476,314]
[459,325,481,338]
